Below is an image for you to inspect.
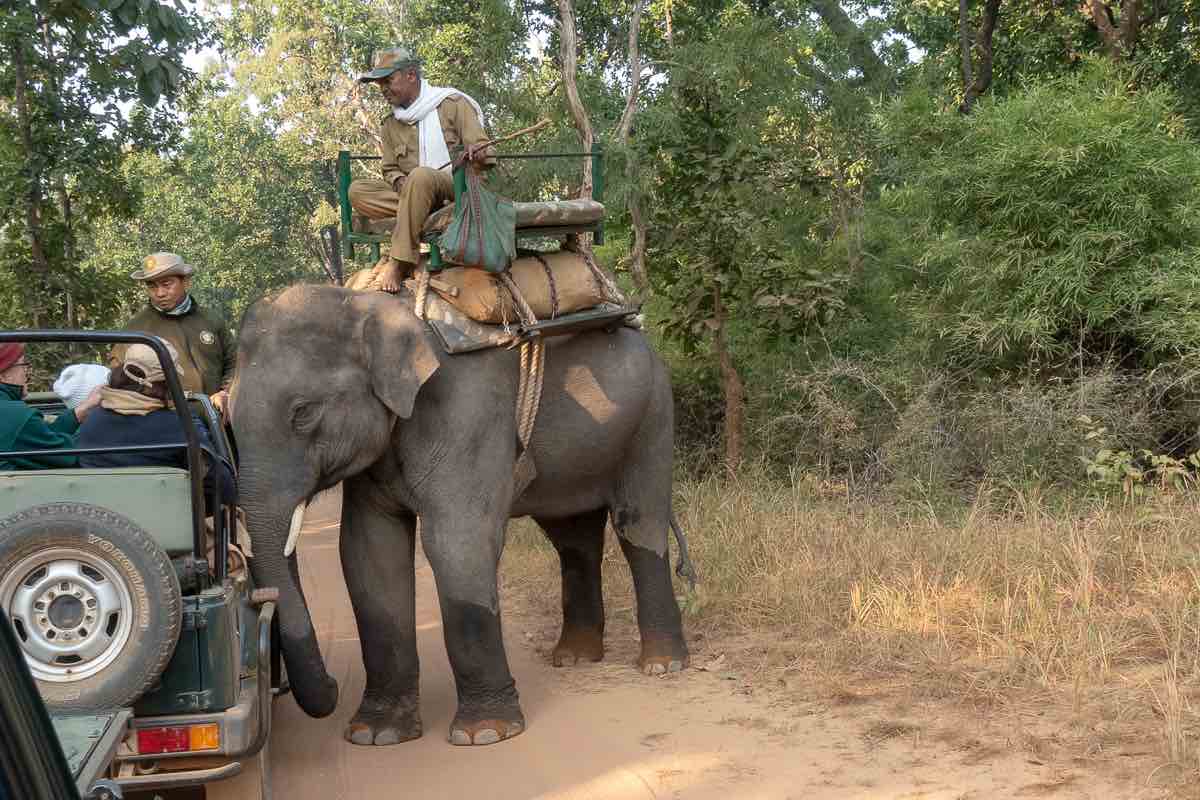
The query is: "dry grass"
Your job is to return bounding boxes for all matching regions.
[501,470,1200,793]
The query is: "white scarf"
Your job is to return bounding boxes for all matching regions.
[392,80,485,172]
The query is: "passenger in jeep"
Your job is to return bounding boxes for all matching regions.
[0,342,103,470]
[77,341,235,507]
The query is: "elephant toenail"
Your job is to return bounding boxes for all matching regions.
[668,660,683,672]
[374,729,401,746]
[474,728,500,745]
[450,729,472,746]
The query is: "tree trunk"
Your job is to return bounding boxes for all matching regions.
[809,0,896,91]
[959,0,974,91]
[628,197,648,291]
[615,0,644,143]
[1118,0,1141,53]
[1089,0,1125,59]
[350,77,384,151]
[1089,0,1167,61]
[958,0,1002,114]
[557,0,593,198]
[712,288,744,472]
[60,185,78,351]
[11,34,51,280]
[617,0,649,293]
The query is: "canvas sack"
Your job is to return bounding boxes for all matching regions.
[432,250,606,324]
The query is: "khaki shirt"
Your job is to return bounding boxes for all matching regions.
[380,95,493,188]
[113,301,236,396]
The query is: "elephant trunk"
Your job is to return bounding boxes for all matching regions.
[241,487,338,718]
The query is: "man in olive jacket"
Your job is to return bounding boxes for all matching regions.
[1,342,102,470]
[114,252,236,414]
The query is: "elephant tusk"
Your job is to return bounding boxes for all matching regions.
[283,501,308,557]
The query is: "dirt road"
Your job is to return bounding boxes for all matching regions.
[211,491,1153,800]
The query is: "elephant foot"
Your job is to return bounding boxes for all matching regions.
[638,636,689,676]
[448,713,526,746]
[345,697,422,746]
[552,627,604,667]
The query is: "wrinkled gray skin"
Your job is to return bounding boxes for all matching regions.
[230,285,688,747]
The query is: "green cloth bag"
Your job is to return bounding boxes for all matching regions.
[439,167,517,273]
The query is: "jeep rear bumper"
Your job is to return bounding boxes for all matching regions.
[113,601,274,792]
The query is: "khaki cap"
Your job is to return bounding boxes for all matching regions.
[358,46,421,83]
[122,340,184,386]
[130,252,195,281]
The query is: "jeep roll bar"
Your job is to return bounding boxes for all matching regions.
[0,331,212,578]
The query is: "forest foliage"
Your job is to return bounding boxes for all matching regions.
[3,0,1200,491]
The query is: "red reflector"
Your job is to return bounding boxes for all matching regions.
[137,726,190,754]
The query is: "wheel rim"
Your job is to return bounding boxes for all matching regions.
[0,548,136,683]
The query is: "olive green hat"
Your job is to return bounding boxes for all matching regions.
[358,46,422,83]
[130,251,194,281]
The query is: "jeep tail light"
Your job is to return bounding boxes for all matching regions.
[136,724,220,754]
[189,723,220,751]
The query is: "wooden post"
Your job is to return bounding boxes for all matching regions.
[337,150,354,260]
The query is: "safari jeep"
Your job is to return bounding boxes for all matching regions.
[0,330,276,799]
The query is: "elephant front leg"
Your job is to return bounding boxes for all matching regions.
[421,513,525,746]
[339,480,422,746]
[536,509,607,666]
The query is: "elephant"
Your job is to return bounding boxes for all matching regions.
[229,284,689,747]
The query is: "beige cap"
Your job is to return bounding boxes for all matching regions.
[122,340,184,386]
[130,252,195,281]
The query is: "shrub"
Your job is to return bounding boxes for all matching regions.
[877,61,1200,372]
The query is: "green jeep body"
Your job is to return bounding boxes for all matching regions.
[0,331,275,799]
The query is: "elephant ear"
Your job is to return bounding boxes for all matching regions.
[362,303,440,419]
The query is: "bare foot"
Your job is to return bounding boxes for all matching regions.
[376,260,405,294]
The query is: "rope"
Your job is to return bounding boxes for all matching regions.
[576,245,626,306]
[531,253,559,319]
[515,338,532,432]
[413,267,430,320]
[500,267,545,498]
[499,271,538,326]
[517,340,545,449]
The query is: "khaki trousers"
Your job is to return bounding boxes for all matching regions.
[348,167,455,265]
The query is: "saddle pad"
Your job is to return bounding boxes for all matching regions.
[344,269,636,355]
[344,268,515,353]
[417,282,520,354]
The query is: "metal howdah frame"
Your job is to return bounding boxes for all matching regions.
[0,330,232,581]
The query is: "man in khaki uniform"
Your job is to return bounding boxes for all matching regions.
[113,252,236,414]
[349,46,493,293]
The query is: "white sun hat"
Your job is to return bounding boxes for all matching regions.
[53,364,111,409]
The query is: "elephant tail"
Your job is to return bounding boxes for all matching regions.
[670,513,698,590]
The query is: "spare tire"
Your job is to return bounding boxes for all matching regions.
[0,503,183,710]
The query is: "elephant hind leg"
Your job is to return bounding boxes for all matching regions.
[536,508,608,667]
[612,507,689,675]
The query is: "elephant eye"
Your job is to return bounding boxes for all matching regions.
[290,401,322,433]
